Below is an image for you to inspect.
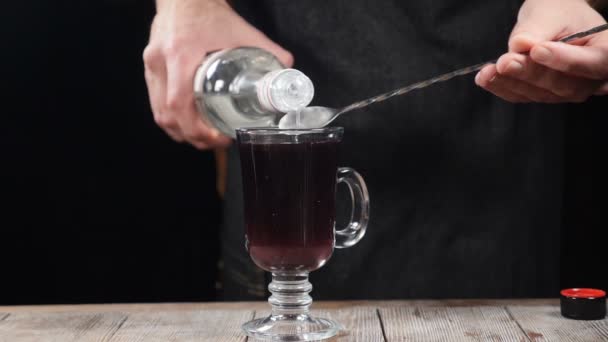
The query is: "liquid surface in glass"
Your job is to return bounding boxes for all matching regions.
[239,139,338,272]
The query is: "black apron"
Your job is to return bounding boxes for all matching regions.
[221,0,573,300]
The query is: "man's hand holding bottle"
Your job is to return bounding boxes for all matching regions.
[143,0,293,149]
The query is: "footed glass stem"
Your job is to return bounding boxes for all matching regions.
[242,272,342,341]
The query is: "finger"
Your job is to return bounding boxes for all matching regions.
[143,44,163,72]
[190,140,210,150]
[180,115,232,149]
[476,64,563,103]
[155,111,185,142]
[475,65,531,103]
[165,52,232,148]
[144,68,161,115]
[530,41,608,80]
[488,74,565,103]
[163,124,186,142]
[510,31,548,53]
[236,19,294,67]
[508,9,565,53]
[595,81,608,95]
[165,52,199,115]
[264,42,294,68]
[496,53,599,101]
[145,68,185,142]
[249,34,293,67]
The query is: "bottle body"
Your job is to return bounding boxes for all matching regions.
[194,47,314,137]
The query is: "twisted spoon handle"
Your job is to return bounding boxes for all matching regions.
[336,23,608,116]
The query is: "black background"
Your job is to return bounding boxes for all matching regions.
[0,1,604,304]
[1,1,221,304]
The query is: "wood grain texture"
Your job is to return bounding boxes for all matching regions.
[109,309,252,342]
[2,300,598,342]
[253,306,385,342]
[508,305,608,342]
[0,299,558,314]
[0,311,127,342]
[379,305,528,341]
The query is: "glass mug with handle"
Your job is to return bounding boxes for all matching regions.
[236,127,369,341]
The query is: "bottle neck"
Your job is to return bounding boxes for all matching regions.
[256,69,315,114]
[193,49,314,136]
[257,70,285,113]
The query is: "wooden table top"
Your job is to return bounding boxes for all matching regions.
[0,299,606,341]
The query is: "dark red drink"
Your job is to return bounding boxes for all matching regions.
[238,138,338,272]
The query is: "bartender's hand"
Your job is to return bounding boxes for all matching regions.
[476,0,608,103]
[144,0,293,149]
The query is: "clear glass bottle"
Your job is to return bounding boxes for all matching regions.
[194,47,314,138]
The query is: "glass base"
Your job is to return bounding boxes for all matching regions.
[242,313,342,341]
[242,272,343,341]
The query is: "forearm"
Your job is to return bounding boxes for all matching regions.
[155,0,228,11]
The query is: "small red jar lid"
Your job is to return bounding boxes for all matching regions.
[560,288,606,320]
[561,288,606,299]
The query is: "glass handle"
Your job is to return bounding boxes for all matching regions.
[335,167,370,249]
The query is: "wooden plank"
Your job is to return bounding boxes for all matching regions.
[0,311,127,342]
[109,309,252,342]
[314,307,385,342]
[0,299,558,314]
[6,302,605,341]
[508,305,608,341]
[253,307,385,342]
[0,302,268,314]
[379,305,528,341]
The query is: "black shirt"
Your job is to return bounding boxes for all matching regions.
[221,0,602,299]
